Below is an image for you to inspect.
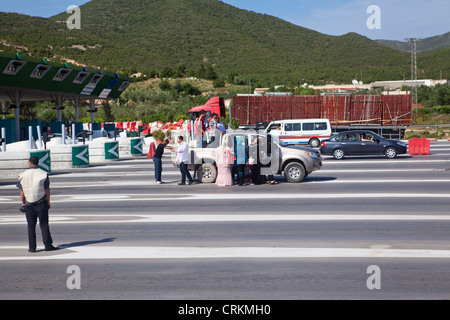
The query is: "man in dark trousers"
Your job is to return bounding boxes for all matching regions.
[17,156,58,253]
[174,136,194,185]
[153,139,172,184]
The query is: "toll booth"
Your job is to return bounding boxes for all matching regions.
[0,51,132,142]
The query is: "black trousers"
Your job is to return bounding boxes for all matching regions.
[25,201,53,250]
[179,162,193,184]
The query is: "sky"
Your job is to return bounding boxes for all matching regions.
[1,0,449,41]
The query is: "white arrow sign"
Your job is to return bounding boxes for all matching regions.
[133,140,143,153]
[108,144,118,157]
[76,148,88,163]
[39,153,50,171]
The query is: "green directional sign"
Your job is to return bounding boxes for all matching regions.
[105,141,119,160]
[131,138,143,156]
[30,150,51,173]
[72,145,89,167]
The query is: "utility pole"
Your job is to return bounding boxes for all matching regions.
[406,38,419,113]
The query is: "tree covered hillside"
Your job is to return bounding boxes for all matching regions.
[0,0,448,85]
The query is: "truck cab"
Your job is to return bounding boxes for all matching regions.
[188,97,227,120]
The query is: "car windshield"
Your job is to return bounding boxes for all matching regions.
[370,132,384,140]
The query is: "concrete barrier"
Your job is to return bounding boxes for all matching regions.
[0,136,154,181]
[47,145,71,170]
[0,151,30,180]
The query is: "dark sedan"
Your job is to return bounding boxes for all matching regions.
[320,130,408,159]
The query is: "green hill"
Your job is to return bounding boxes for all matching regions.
[376,32,450,53]
[0,0,448,85]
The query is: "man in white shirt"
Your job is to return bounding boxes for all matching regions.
[17,156,58,253]
[175,136,194,185]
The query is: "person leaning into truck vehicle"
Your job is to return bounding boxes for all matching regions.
[194,110,207,148]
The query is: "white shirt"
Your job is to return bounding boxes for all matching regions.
[176,142,190,163]
[17,167,49,204]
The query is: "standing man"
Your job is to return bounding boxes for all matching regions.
[153,139,172,184]
[174,136,194,185]
[17,156,58,253]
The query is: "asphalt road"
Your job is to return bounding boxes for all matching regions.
[1,141,450,301]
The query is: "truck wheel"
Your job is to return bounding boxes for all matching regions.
[196,163,217,183]
[284,162,306,183]
[309,138,320,148]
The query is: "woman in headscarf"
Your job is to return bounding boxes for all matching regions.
[215,136,234,186]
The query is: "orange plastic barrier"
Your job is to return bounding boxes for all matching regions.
[409,138,430,155]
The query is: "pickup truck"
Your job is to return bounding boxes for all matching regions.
[186,132,322,183]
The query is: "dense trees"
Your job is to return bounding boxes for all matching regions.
[417,84,450,107]
[1,0,448,87]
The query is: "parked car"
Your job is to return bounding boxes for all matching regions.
[186,132,323,183]
[320,130,408,160]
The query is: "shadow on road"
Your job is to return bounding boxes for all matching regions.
[58,238,116,249]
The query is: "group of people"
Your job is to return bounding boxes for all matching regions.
[215,135,278,187]
[152,134,279,187]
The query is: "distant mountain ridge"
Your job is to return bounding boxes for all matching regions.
[376,32,450,53]
[0,0,448,84]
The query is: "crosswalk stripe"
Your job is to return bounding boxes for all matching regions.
[1,192,450,204]
[2,214,450,226]
[2,246,450,261]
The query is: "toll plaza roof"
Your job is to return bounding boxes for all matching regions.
[0,52,132,102]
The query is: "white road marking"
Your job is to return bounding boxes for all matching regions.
[308,179,450,183]
[2,178,450,191]
[319,169,449,173]
[1,214,450,226]
[2,246,450,261]
[27,169,444,180]
[1,192,450,204]
[321,159,450,164]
